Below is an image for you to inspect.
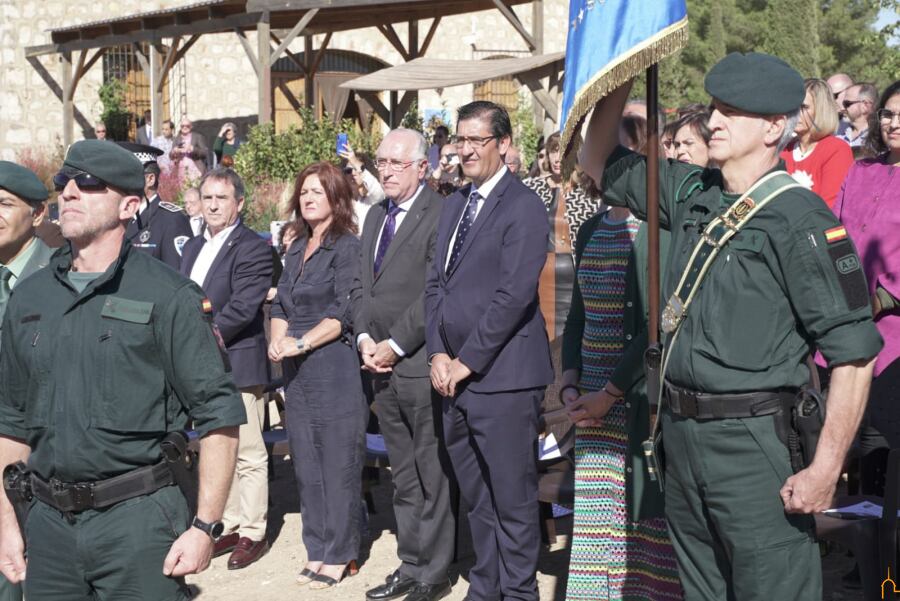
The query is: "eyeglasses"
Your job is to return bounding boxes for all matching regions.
[877,109,900,124]
[441,153,458,163]
[375,158,416,172]
[53,170,109,192]
[842,99,869,109]
[454,135,497,149]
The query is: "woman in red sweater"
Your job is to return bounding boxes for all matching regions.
[781,78,854,207]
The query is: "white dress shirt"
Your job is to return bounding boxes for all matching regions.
[357,183,426,357]
[189,215,205,237]
[445,165,507,270]
[189,220,240,286]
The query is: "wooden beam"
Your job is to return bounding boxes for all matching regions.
[396,90,416,118]
[269,32,306,73]
[132,42,150,73]
[516,75,558,123]
[258,13,272,124]
[419,17,441,56]
[61,52,74,147]
[269,8,318,67]
[304,36,314,108]
[235,28,259,75]
[356,91,390,125]
[156,36,181,93]
[150,44,162,136]
[171,34,200,65]
[491,0,536,50]
[72,47,106,92]
[308,32,331,77]
[377,24,410,61]
[69,50,87,101]
[277,79,304,114]
[26,55,93,136]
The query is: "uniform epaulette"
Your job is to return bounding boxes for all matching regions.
[159,201,183,213]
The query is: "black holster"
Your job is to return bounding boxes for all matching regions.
[3,462,33,541]
[773,387,826,473]
[160,432,199,516]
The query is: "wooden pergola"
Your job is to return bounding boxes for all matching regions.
[24,0,546,146]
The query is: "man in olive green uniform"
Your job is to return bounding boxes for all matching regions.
[0,161,55,601]
[0,140,246,601]
[580,53,882,600]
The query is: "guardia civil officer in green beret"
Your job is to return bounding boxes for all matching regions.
[0,161,54,601]
[580,53,882,600]
[0,140,246,600]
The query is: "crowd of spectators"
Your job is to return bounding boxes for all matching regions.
[56,63,900,600]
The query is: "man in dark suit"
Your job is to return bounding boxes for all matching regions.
[136,110,153,146]
[119,142,193,270]
[350,129,454,601]
[424,101,553,601]
[180,167,273,570]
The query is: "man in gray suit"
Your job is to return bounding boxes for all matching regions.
[0,161,55,601]
[351,129,454,601]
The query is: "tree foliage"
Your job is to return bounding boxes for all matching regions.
[98,78,131,141]
[638,0,900,110]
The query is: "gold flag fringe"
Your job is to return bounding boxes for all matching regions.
[560,17,690,175]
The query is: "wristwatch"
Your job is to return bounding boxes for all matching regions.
[296,337,311,354]
[191,516,225,540]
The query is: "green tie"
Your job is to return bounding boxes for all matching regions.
[0,266,13,319]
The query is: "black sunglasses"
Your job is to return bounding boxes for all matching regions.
[842,99,867,109]
[53,170,109,192]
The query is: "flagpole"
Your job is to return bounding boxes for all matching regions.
[646,64,660,347]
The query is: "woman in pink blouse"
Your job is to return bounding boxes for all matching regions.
[832,79,900,494]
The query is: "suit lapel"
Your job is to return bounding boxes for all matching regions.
[17,239,54,283]
[201,224,244,290]
[446,173,512,279]
[364,201,386,284]
[374,188,431,282]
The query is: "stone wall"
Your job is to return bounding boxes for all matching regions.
[0,0,568,162]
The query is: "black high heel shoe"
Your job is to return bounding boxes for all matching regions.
[308,560,359,590]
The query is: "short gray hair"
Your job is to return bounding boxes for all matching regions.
[776,109,800,153]
[199,167,245,200]
[382,128,428,161]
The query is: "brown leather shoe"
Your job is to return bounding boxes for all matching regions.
[213,532,240,557]
[227,537,269,570]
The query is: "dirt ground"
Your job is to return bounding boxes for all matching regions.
[187,455,865,601]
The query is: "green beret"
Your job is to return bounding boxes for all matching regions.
[704,52,804,115]
[62,140,145,193]
[0,161,49,203]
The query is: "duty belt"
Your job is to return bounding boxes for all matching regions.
[31,460,173,514]
[664,381,796,420]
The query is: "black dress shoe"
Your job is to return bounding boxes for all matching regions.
[403,581,451,601]
[366,570,417,600]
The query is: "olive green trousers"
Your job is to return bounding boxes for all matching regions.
[661,409,821,601]
[23,485,192,600]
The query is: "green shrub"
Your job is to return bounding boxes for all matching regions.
[232,107,382,230]
[98,79,131,141]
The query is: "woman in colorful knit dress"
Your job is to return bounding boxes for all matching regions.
[560,201,682,600]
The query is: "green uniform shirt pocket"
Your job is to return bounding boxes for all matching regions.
[96,297,167,432]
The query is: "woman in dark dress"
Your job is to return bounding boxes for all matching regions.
[268,161,366,590]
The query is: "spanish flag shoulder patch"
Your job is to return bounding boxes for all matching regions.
[824,226,848,244]
[201,298,213,314]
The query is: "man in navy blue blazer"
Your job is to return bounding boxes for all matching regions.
[180,168,272,570]
[424,101,553,601]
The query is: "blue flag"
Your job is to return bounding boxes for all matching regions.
[560,0,688,151]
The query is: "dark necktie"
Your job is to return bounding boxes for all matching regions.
[447,190,480,272]
[0,266,13,320]
[374,202,404,275]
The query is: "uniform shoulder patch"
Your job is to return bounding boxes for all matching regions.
[201,298,213,314]
[824,225,848,244]
[159,201,183,213]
